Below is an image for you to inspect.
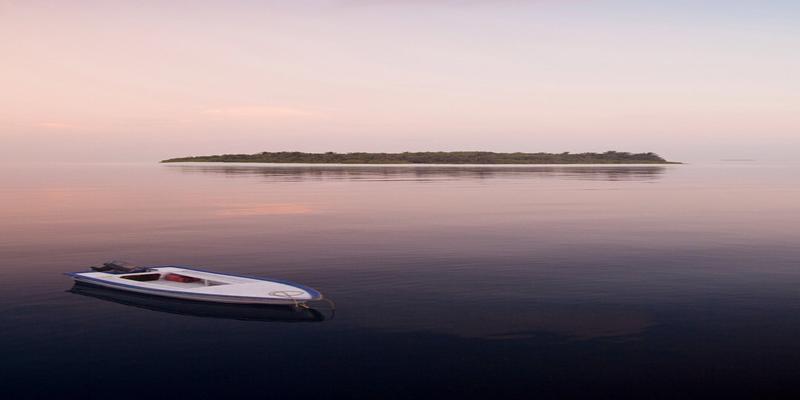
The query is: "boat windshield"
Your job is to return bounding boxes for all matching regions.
[91,261,148,274]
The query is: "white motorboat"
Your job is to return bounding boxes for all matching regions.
[66,261,323,306]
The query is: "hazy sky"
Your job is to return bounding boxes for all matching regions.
[2,0,798,162]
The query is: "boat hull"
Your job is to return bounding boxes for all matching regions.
[69,282,326,321]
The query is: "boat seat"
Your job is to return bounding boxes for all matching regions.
[121,273,161,282]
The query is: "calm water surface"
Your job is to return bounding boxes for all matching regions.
[1,162,799,399]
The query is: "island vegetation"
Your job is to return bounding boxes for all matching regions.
[161,151,676,164]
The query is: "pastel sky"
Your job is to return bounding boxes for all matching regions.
[1,0,798,162]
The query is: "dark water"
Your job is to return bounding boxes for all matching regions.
[2,162,799,399]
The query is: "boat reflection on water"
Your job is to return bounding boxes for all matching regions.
[68,283,328,322]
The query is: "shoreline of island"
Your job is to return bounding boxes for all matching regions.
[161,151,679,165]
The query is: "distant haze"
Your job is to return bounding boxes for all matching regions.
[1,1,798,163]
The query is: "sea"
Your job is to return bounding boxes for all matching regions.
[1,162,799,399]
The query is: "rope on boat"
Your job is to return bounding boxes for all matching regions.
[269,290,336,320]
[269,290,304,308]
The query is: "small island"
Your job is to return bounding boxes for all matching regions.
[161,151,677,164]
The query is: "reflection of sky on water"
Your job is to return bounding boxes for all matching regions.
[3,163,800,398]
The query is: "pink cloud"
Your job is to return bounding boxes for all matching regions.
[202,106,314,118]
[35,122,77,129]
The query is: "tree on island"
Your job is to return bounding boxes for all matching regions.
[162,151,675,164]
